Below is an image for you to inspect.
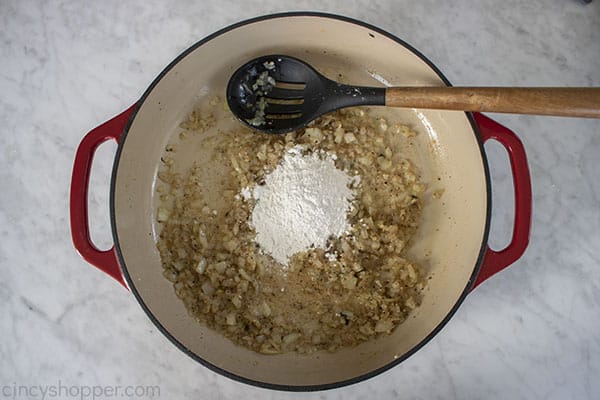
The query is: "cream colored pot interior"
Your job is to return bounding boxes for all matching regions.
[113,15,488,387]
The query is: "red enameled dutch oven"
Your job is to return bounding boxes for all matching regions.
[70,13,531,391]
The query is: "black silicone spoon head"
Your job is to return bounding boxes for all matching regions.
[226,55,385,134]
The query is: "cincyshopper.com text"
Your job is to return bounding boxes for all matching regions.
[1,381,160,399]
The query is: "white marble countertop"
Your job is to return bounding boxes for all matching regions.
[1,0,599,398]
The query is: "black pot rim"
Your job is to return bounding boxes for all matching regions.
[110,11,492,392]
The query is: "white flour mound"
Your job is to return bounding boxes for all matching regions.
[247,146,356,266]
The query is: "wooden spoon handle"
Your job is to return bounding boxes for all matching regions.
[385,87,600,118]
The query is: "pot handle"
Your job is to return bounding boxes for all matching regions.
[471,113,532,289]
[70,104,137,288]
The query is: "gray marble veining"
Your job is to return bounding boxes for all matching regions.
[1,0,599,399]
